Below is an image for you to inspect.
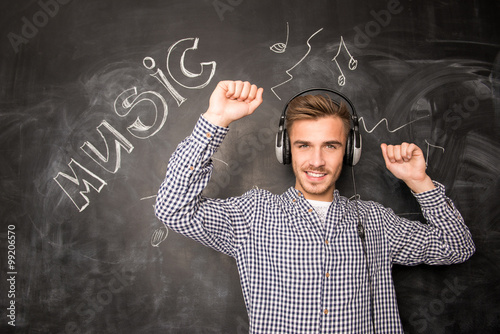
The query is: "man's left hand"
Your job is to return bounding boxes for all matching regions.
[380,142,435,193]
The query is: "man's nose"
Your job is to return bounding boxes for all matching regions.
[309,148,325,167]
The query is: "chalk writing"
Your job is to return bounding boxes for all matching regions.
[143,56,186,107]
[54,37,216,212]
[167,37,217,90]
[80,121,134,173]
[271,28,323,100]
[113,87,169,139]
[54,159,107,212]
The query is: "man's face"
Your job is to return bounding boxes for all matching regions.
[289,116,347,202]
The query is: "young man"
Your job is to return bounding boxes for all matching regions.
[155,80,475,333]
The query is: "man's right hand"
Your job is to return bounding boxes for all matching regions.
[203,80,264,127]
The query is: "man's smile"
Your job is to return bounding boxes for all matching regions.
[305,171,327,179]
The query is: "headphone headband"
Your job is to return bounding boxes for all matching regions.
[283,87,358,117]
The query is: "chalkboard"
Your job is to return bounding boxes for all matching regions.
[1,0,499,333]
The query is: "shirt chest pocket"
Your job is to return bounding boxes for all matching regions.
[364,228,386,275]
[334,225,385,281]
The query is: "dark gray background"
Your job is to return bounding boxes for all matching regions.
[1,0,499,333]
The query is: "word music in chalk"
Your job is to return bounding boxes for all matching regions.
[53,37,217,212]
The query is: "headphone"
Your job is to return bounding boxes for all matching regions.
[275,88,362,166]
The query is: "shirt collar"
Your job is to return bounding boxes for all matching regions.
[283,187,341,204]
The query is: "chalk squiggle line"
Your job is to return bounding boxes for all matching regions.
[212,157,229,166]
[425,140,445,152]
[358,114,445,165]
[271,28,324,100]
[424,139,445,167]
[358,114,430,133]
[140,195,157,201]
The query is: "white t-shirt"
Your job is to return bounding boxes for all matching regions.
[307,199,332,226]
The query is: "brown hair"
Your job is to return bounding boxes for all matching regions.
[286,94,351,137]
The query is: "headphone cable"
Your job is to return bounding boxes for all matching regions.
[351,165,376,333]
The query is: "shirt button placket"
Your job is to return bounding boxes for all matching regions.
[322,232,331,329]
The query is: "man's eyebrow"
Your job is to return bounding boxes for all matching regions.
[325,140,343,146]
[292,140,343,146]
[292,140,311,146]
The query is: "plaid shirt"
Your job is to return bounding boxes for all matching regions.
[155,115,475,333]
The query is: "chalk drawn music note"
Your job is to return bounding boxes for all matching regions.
[271,27,324,100]
[270,22,289,54]
[332,36,357,86]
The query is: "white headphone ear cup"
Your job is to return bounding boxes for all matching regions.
[275,132,284,164]
[352,133,362,166]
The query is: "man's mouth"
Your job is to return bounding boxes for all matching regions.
[305,171,327,178]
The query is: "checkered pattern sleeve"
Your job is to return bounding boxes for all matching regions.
[154,115,253,257]
[383,182,476,265]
